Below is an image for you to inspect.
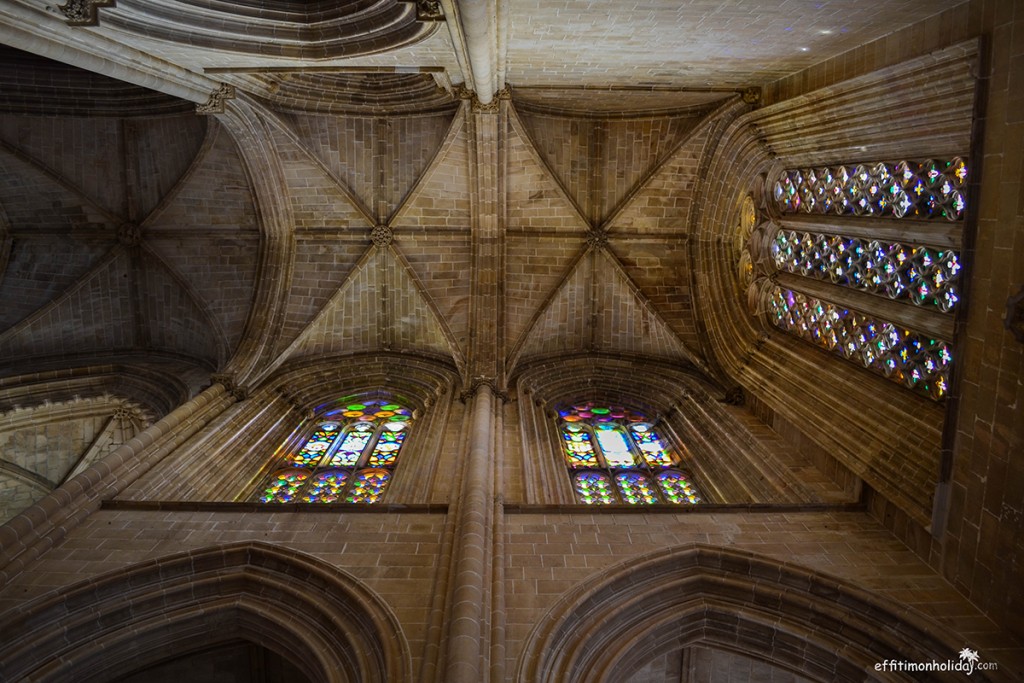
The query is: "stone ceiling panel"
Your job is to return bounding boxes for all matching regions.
[0,239,114,331]
[146,236,259,355]
[391,111,471,230]
[504,236,585,357]
[286,111,457,225]
[144,124,257,234]
[138,249,221,367]
[269,237,371,360]
[516,106,705,225]
[609,239,698,352]
[282,246,455,365]
[396,234,472,354]
[607,124,710,234]
[0,143,118,236]
[505,117,587,233]
[505,0,962,89]
[0,249,135,360]
[0,116,127,219]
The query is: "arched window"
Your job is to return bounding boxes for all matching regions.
[744,157,966,400]
[256,399,413,504]
[559,403,702,505]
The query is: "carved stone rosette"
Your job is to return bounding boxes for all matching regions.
[586,229,609,249]
[371,224,394,247]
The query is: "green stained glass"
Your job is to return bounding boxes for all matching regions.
[615,471,659,504]
[347,468,391,503]
[260,469,309,503]
[558,402,701,505]
[767,286,952,400]
[302,470,349,503]
[574,471,615,504]
[771,230,960,312]
[773,158,967,220]
[657,470,701,504]
[368,424,406,466]
[563,426,598,467]
[259,399,413,505]
[287,422,340,468]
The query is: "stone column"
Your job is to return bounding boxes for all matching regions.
[444,381,495,682]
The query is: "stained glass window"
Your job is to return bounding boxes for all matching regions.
[558,403,702,505]
[772,158,967,221]
[770,231,961,312]
[766,285,952,399]
[257,399,413,504]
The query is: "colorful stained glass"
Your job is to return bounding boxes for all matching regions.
[773,158,967,221]
[347,468,391,503]
[766,286,952,399]
[559,402,701,505]
[574,471,616,504]
[288,422,340,468]
[329,423,374,467]
[615,471,659,504]
[259,399,412,505]
[563,426,598,468]
[302,470,349,503]
[771,230,960,312]
[260,469,309,503]
[629,424,673,467]
[368,424,406,466]
[657,470,701,504]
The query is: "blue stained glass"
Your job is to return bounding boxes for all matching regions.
[260,400,413,504]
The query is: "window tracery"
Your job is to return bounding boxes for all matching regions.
[770,231,961,312]
[766,286,952,399]
[559,403,701,505]
[257,399,413,504]
[772,158,967,221]
[740,157,967,401]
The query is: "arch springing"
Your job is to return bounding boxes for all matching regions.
[560,403,701,505]
[257,399,413,504]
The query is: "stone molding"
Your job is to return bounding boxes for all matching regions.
[57,0,114,26]
[195,84,236,115]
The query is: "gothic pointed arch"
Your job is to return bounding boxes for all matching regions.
[517,544,987,683]
[0,541,412,683]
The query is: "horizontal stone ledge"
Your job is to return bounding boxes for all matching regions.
[100,500,450,514]
[99,500,865,515]
[501,502,866,514]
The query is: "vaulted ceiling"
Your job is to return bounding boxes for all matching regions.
[0,0,965,396]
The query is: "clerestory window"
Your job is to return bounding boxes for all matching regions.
[559,402,702,505]
[745,158,966,400]
[256,399,413,504]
